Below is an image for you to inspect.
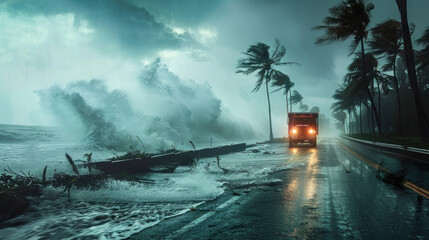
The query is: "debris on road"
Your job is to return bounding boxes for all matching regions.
[376,161,406,187]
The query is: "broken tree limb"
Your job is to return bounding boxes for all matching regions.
[227,183,241,196]
[89,143,248,174]
[216,156,230,174]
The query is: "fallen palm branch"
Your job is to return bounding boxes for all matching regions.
[341,163,351,173]
[227,183,241,196]
[0,168,43,223]
[376,161,406,187]
[227,180,283,190]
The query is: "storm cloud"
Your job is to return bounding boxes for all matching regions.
[1,0,199,56]
[1,0,429,140]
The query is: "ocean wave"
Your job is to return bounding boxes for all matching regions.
[0,125,56,142]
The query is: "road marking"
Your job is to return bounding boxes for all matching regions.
[337,139,429,199]
[284,148,309,165]
[167,196,240,239]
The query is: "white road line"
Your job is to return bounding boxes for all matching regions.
[167,196,240,239]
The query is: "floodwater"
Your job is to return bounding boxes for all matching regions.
[0,124,302,239]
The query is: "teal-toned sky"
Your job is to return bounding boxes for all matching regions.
[0,0,428,138]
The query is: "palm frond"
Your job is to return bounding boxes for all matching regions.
[272,45,286,64]
[253,69,266,92]
[271,70,293,92]
[277,61,301,67]
[417,28,429,46]
[189,141,196,151]
[290,90,303,105]
[237,39,298,94]
[65,153,79,176]
[42,165,47,183]
[271,38,281,61]
[314,0,373,47]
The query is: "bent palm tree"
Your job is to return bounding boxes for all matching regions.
[290,90,303,111]
[271,71,295,130]
[332,75,367,134]
[290,90,303,106]
[332,110,347,133]
[300,104,309,112]
[314,0,382,134]
[348,52,389,132]
[369,19,414,136]
[237,39,297,141]
[396,0,429,142]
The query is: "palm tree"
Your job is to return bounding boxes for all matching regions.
[310,106,320,113]
[332,76,367,134]
[332,110,347,133]
[331,86,352,134]
[314,0,382,134]
[395,0,429,142]
[348,52,388,132]
[290,90,303,111]
[300,104,309,112]
[237,39,296,141]
[368,19,406,135]
[271,72,295,132]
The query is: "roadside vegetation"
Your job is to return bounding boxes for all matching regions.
[315,0,429,146]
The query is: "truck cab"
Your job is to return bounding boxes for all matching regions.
[288,112,318,147]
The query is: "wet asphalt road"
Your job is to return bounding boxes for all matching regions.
[130,137,429,240]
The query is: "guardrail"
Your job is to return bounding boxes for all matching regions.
[341,136,429,161]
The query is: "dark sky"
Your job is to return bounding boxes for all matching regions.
[0,0,428,137]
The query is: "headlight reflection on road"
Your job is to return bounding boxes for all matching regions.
[283,178,298,204]
[291,148,298,155]
[305,150,318,200]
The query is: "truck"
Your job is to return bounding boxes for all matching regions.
[288,112,318,147]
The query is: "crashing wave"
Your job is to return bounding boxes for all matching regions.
[36,59,254,152]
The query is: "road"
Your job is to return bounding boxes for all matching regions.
[130,137,429,240]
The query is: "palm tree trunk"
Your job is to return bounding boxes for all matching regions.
[359,101,363,134]
[376,77,382,132]
[286,91,289,114]
[370,86,374,134]
[343,119,346,134]
[365,102,371,134]
[286,91,289,135]
[370,98,374,134]
[349,110,352,134]
[289,90,292,112]
[354,108,358,134]
[396,0,429,142]
[361,40,382,134]
[348,109,351,134]
[265,76,274,141]
[393,55,404,136]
